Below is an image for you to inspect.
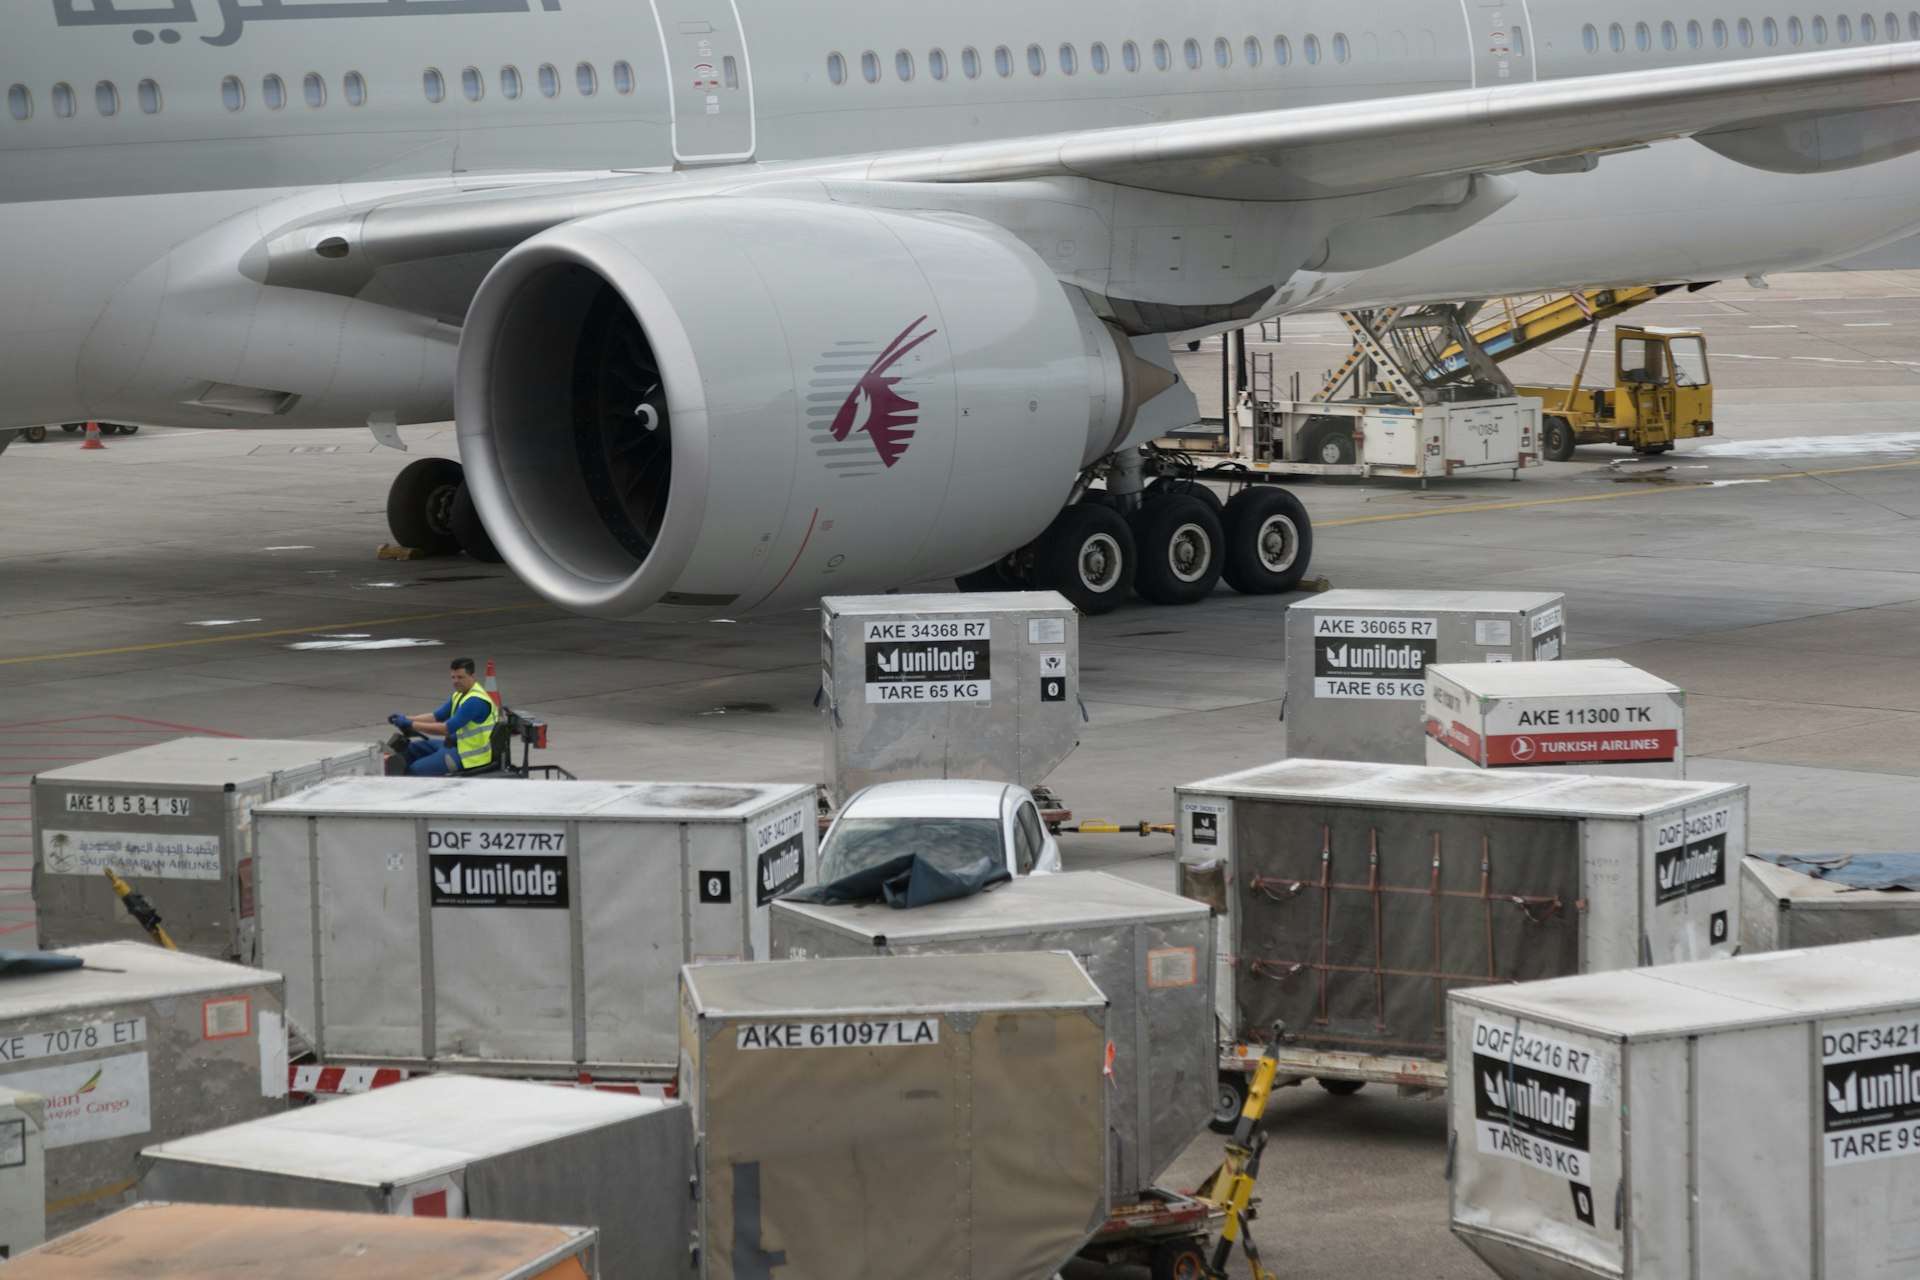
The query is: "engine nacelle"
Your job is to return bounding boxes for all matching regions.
[456,196,1153,619]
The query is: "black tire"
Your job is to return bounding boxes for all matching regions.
[1146,476,1225,518]
[1033,503,1135,615]
[954,560,1018,592]
[386,457,465,556]
[1304,421,1357,467]
[1221,487,1313,595]
[1131,494,1224,605]
[1635,441,1675,456]
[1318,1077,1366,1096]
[1542,415,1577,462]
[450,483,504,563]
[1150,1239,1210,1280]
[1078,487,1126,512]
[21,425,46,443]
[1210,1073,1249,1133]
[112,423,139,435]
[60,423,81,433]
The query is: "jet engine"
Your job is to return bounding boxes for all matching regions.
[456,196,1165,620]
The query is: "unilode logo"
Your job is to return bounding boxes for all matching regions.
[428,852,568,909]
[1654,835,1725,904]
[873,644,980,676]
[1481,1068,1583,1136]
[1321,643,1427,671]
[821,317,938,472]
[1827,1055,1920,1123]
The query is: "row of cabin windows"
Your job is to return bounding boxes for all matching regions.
[5,61,638,121]
[826,33,1368,85]
[1583,11,1920,50]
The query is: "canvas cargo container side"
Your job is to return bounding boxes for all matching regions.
[1177,759,1744,1087]
[1741,853,1920,951]
[32,737,381,961]
[1424,659,1685,779]
[1450,935,1920,1280]
[257,777,814,1080]
[0,1086,47,1259]
[1284,590,1567,765]
[682,952,1109,1280]
[770,872,1212,1200]
[0,943,287,1235]
[5,1201,600,1279]
[821,593,1079,804]
[138,1075,689,1280]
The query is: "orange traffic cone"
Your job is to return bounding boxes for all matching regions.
[484,659,503,708]
[81,421,105,451]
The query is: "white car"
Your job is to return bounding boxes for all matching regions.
[815,779,1062,886]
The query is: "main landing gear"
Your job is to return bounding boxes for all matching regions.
[386,457,503,563]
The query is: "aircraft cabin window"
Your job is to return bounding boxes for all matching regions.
[1304,33,1321,63]
[577,62,598,95]
[1275,34,1292,64]
[1763,17,1779,44]
[1609,22,1625,52]
[345,70,367,105]
[1890,11,1902,39]
[6,84,29,121]
[1153,38,1171,70]
[1635,21,1651,51]
[1661,20,1678,48]
[1789,16,1805,42]
[1090,42,1108,73]
[1059,43,1078,74]
[896,50,914,81]
[1582,23,1598,52]
[1243,35,1261,66]
[1712,18,1729,46]
[220,75,243,111]
[618,61,639,93]
[305,72,327,107]
[1864,12,1877,39]
[95,80,119,117]
[460,67,481,101]
[929,48,948,80]
[1026,43,1045,75]
[1837,14,1853,40]
[961,46,981,78]
[1334,31,1350,62]
[1183,37,1201,69]
[1813,15,1829,42]
[500,66,522,100]
[423,68,446,103]
[1215,36,1231,68]
[826,52,846,85]
[1512,25,1525,55]
[538,63,560,97]
[995,45,1014,77]
[1910,11,1918,39]
[1739,17,1755,44]
[137,78,160,114]
[1122,40,1141,71]
[262,74,286,110]
[1686,19,1703,48]
[861,51,879,83]
[51,82,75,119]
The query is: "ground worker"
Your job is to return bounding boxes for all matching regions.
[390,656,497,776]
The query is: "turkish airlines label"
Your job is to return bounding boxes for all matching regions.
[1311,614,1436,700]
[1652,807,1730,905]
[1480,694,1680,765]
[863,618,991,703]
[1823,1018,1920,1165]
[1483,729,1680,766]
[1471,1020,1598,1183]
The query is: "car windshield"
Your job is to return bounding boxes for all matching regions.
[817,816,1004,882]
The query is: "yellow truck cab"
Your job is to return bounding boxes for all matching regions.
[1520,324,1714,460]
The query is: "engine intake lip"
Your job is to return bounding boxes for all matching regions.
[456,224,711,617]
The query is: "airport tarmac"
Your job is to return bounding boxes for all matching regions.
[3,271,1918,1277]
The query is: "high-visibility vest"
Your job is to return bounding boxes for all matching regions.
[449,686,497,770]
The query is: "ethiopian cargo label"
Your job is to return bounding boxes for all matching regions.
[1653,808,1730,905]
[754,805,808,905]
[736,1018,940,1050]
[1312,615,1437,699]
[863,617,991,703]
[0,1051,151,1149]
[1472,1020,1598,1182]
[1822,1018,1920,1165]
[429,851,569,909]
[41,829,220,879]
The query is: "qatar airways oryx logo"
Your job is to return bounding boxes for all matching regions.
[817,316,939,473]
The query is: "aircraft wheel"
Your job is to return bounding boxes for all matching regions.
[386,457,465,556]
[21,426,46,443]
[1211,1073,1249,1133]
[1221,487,1313,595]
[111,423,139,435]
[955,559,1020,591]
[450,483,504,563]
[1131,495,1223,605]
[1146,475,1225,518]
[1033,502,1135,615]
[1543,416,1577,462]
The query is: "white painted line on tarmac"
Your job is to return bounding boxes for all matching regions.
[1844,323,1894,327]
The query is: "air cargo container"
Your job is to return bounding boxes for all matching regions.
[820,593,1079,803]
[32,737,380,960]
[1176,759,1744,1096]
[256,777,815,1079]
[1450,936,1920,1279]
[139,1075,689,1280]
[0,1087,46,1258]
[681,952,1108,1280]
[0,943,286,1234]
[1424,659,1685,778]
[1741,854,1920,951]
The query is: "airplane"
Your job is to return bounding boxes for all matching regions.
[4,0,1920,620]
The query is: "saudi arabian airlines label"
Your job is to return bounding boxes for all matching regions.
[1471,1019,1598,1183]
[1822,1017,1920,1165]
[863,618,990,703]
[1312,614,1437,699]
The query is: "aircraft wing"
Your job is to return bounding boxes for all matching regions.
[267,43,1920,308]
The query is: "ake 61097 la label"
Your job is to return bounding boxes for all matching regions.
[735,1018,940,1050]
[1312,614,1437,700]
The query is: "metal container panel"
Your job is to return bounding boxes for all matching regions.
[258,779,815,1075]
[1739,857,1920,951]
[682,953,1108,1280]
[32,738,380,961]
[769,872,1213,1198]
[0,943,287,1236]
[1284,590,1568,764]
[0,1087,47,1259]
[138,1075,690,1280]
[1424,660,1685,779]
[820,592,1080,803]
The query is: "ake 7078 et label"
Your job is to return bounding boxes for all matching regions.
[735,1018,940,1050]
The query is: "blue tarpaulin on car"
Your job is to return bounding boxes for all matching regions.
[781,853,1012,909]
[0,949,86,978]
[1758,853,1920,892]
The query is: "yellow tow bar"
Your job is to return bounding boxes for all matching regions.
[1194,1027,1284,1280]
[103,866,178,951]
[1061,821,1175,836]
